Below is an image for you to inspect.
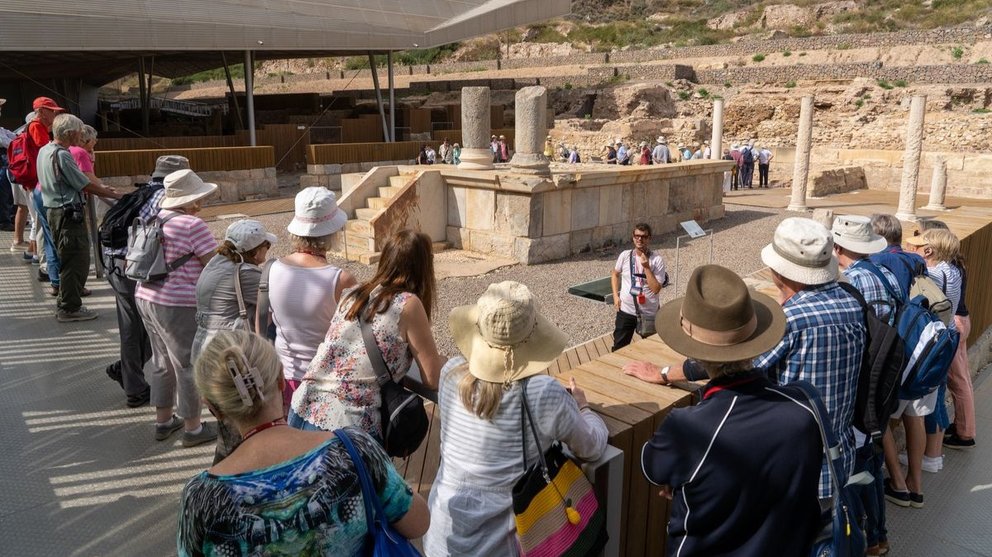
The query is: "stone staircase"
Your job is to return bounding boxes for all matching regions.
[334,172,416,264]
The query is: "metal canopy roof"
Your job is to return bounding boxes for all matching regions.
[0,0,569,84]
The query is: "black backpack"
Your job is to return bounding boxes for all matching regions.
[837,282,906,440]
[741,147,754,165]
[99,182,164,250]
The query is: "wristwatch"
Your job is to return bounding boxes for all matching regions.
[659,366,671,385]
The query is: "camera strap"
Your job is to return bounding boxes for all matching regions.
[51,145,82,207]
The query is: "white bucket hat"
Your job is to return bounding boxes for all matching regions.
[160,169,218,209]
[449,281,568,384]
[761,217,838,285]
[831,215,887,255]
[287,186,346,237]
[225,219,277,252]
[656,136,666,144]
[152,155,190,179]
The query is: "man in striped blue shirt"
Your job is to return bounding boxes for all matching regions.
[755,217,865,500]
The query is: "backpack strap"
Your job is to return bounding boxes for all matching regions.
[233,262,249,329]
[837,281,870,318]
[786,381,846,498]
[357,300,395,386]
[254,259,276,334]
[854,259,902,304]
[156,211,196,272]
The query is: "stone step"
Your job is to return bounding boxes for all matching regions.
[344,219,372,236]
[345,232,375,253]
[355,207,379,220]
[378,186,403,199]
[388,175,409,188]
[366,196,389,210]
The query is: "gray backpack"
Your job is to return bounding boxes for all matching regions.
[124,212,194,283]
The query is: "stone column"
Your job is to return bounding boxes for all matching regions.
[457,86,495,171]
[510,86,551,175]
[896,95,927,221]
[924,156,947,211]
[710,98,724,160]
[788,95,815,212]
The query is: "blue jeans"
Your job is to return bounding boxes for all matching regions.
[288,409,326,431]
[33,188,60,285]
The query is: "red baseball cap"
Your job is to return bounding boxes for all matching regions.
[33,97,65,112]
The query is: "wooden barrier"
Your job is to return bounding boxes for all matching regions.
[309,142,423,165]
[956,217,992,347]
[95,146,275,177]
[95,125,309,171]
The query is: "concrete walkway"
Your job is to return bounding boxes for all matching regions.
[0,231,989,556]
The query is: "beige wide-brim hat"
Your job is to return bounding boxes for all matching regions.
[761,217,838,285]
[657,265,786,362]
[832,214,888,254]
[160,169,218,209]
[449,281,568,384]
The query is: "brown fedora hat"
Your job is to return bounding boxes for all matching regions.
[656,265,786,362]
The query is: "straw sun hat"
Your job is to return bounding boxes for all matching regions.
[449,281,568,384]
[160,169,218,209]
[656,265,786,362]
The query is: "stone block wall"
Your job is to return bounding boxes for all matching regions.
[698,63,992,85]
[445,163,729,264]
[808,166,866,197]
[102,168,279,204]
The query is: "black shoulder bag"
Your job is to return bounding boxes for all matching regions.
[357,302,428,458]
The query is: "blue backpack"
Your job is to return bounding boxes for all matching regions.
[860,263,959,400]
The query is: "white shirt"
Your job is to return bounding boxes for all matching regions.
[614,248,667,316]
[424,358,608,557]
[758,149,773,164]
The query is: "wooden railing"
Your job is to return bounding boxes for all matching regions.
[959,219,992,347]
[308,141,423,165]
[95,124,309,171]
[95,146,275,177]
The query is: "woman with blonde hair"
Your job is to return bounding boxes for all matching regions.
[258,187,356,410]
[289,229,446,439]
[423,281,608,556]
[179,330,429,556]
[135,169,219,447]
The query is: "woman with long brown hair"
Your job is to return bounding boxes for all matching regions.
[288,229,446,438]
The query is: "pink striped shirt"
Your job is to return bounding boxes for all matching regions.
[135,210,218,307]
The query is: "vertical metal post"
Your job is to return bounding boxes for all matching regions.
[222,52,244,130]
[368,52,389,143]
[244,50,256,146]
[137,56,150,134]
[387,51,396,142]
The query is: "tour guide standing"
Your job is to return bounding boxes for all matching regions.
[39,113,121,322]
[641,264,823,556]
[611,222,667,350]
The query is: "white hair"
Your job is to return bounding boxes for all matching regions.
[51,114,84,141]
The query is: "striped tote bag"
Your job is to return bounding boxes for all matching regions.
[512,387,608,557]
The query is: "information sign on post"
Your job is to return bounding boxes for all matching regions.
[674,221,715,293]
[680,220,707,238]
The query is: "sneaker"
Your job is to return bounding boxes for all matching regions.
[898,452,943,473]
[49,286,59,297]
[30,256,39,265]
[944,423,957,438]
[884,478,911,507]
[22,251,34,262]
[10,241,29,251]
[37,268,50,282]
[944,434,976,450]
[155,415,184,441]
[909,492,924,509]
[182,422,218,448]
[105,361,124,388]
[126,388,151,408]
[56,307,98,322]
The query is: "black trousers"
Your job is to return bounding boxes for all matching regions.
[612,310,638,351]
[759,163,770,187]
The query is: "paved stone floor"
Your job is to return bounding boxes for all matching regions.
[0,230,989,556]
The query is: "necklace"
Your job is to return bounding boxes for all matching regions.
[240,418,288,442]
[297,249,327,259]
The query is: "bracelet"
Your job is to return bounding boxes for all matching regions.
[659,366,671,385]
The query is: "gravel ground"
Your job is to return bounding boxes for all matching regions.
[205,203,791,358]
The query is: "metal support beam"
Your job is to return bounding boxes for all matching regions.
[244,50,256,146]
[368,52,389,143]
[387,51,396,142]
[137,56,149,135]
[221,52,244,130]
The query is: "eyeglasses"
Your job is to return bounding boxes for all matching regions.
[633,234,650,239]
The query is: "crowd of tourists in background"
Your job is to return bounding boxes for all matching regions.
[2,95,977,556]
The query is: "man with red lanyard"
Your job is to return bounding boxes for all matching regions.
[610,222,668,351]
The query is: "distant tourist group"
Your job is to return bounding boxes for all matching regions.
[2,95,976,557]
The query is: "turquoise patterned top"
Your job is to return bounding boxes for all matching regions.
[177,427,413,556]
